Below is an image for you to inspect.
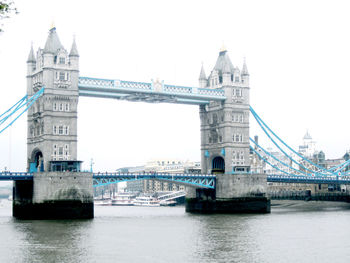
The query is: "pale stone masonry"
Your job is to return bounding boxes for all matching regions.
[199,48,250,174]
[26,27,79,172]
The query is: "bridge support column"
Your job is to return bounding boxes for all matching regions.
[13,172,93,219]
[185,173,270,213]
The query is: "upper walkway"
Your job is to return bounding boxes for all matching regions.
[78,77,226,105]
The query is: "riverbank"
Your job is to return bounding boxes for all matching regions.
[271,199,350,212]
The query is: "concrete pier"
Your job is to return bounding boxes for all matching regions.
[186,173,271,213]
[13,172,93,219]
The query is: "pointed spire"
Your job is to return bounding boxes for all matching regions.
[241,57,249,76]
[27,43,36,63]
[303,130,312,140]
[69,36,79,57]
[43,27,64,54]
[199,63,206,80]
[213,49,234,74]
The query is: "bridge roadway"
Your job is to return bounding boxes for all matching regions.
[1,172,350,187]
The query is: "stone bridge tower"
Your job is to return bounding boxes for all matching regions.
[186,48,269,213]
[14,27,93,219]
[26,26,79,172]
[199,47,250,175]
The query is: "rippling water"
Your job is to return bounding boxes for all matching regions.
[1,200,350,263]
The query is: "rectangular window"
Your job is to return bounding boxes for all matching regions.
[240,151,244,160]
[59,57,65,64]
[59,72,65,81]
[59,126,63,135]
[233,134,243,142]
[59,103,63,111]
[65,103,69,111]
[232,112,243,123]
[53,103,57,111]
[59,147,63,155]
[53,126,57,135]
[65,126,69,135]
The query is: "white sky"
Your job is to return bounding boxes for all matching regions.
[1,0,350,173]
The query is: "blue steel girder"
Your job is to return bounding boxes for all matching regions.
[92,173,216,189]
[0,172,33,181]
[78,77,226,105]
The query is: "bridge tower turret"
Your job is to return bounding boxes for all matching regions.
[200,48,250,175]
[199,63,207,89]
[26,26,79,172]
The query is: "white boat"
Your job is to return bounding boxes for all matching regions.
[133,196,160,207]
[160,200,177,206]
[112,192,136,206]
[94,198,112,206]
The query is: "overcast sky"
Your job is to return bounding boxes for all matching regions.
[1,0,350,172]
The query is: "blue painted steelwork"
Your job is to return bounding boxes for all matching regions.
[250,140,311,177]
[250,106,347,176]
[0,87,45,135]
[250,106,324,175]
[92,173,216,189]
[78,76,226,105]
[2,170,350,186]
[0,172,33,181]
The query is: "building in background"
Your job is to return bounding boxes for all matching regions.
[118,159,200,193]
[298,131,316,158]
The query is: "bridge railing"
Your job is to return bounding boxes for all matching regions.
[0,171,33,180]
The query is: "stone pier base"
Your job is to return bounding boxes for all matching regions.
[186,195,270,213]
[185,173,271,214]
[13,172,94,220]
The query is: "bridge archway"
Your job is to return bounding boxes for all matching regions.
[30,148,43,172]
[212,156,225,174]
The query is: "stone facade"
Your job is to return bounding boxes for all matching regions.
[199,49,250,174]
[26,27,79,172]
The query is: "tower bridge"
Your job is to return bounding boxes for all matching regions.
[1,27,349,219]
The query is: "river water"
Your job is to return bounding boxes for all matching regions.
[0,200,350,263]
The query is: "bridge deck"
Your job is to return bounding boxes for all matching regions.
[2,172,350,186]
